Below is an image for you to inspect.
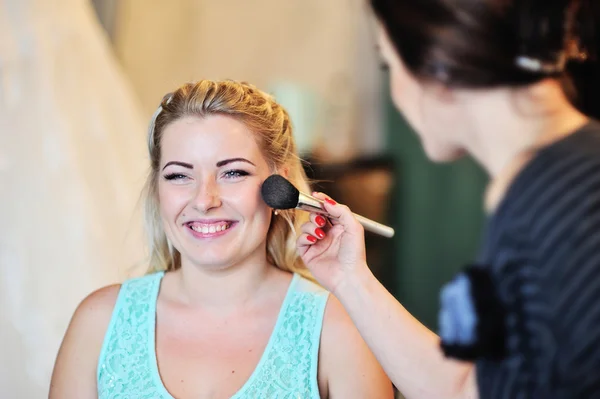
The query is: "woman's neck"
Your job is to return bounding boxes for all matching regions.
[460,82,589,213]
[165,251,286,311]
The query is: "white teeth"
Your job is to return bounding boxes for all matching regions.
[190,222,230,234]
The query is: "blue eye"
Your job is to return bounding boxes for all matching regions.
[223,170,250,179]
[163,173,188,181]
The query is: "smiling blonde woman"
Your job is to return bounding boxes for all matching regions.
[49,80,393,399]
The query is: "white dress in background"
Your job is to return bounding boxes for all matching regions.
[0,0,147,396]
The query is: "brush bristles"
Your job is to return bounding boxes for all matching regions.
[261,174,300,209]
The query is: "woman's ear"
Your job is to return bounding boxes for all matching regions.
[430,82,457,105]
[276,166,290,179]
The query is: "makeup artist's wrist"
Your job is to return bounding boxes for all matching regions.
[333,263,377,306]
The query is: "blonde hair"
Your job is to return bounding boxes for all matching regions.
[144,80,312,277]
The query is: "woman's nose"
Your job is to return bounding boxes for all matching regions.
[192,180,221,213]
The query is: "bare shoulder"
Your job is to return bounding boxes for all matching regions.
[67,284,122,340]
[49,284,122,398]
[319,295,394,398]
[72,284,122,352]
[77,284,121,318]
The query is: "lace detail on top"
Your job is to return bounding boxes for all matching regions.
[97,272,329,399]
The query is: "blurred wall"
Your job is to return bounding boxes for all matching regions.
[110,0,384,161]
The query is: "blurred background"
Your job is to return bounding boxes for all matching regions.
[0,0,487,396]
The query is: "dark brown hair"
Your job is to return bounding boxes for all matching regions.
[370,0,600,118]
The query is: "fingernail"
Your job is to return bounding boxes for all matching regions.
[315,215,326,227]
[325,198,337,205]
[307,235,317,243]
[315,228,325,239]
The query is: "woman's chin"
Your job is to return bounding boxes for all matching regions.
[423,142,466,163]
[185,254,237,272]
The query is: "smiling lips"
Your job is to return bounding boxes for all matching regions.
[186,221,234,237]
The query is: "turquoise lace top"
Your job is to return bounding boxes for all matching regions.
[97,272,329,398]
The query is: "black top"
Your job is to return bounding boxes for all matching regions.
[476,120,600,398]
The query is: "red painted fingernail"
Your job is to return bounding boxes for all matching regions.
[307,235,317,243]
[315,215,326,227]
[325,198,337,205]
[315,228,325,239]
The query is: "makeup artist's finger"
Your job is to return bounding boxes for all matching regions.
[297,232,318,247]
[301,221,326,240]
[311,192,363,235]
[310,213,327,228]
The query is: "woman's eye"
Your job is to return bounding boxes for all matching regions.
[163,173,188,181]
[223,170,250,179]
